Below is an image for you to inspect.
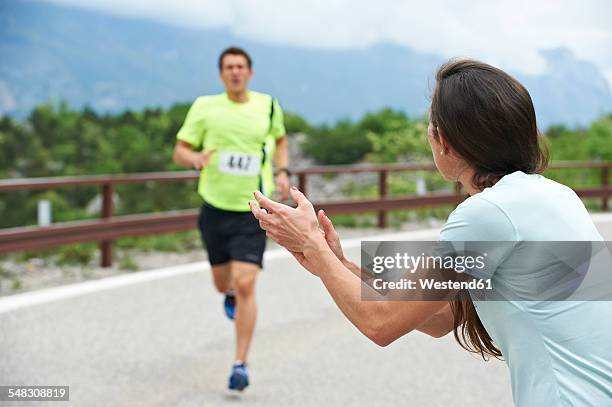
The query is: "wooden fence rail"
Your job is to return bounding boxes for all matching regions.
[0,161,609,267]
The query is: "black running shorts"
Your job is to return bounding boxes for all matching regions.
[198,202,266,268]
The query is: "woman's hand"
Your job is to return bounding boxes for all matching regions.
[249,187,326,254]
[317,209,345,263]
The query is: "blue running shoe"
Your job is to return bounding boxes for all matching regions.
[224,292,236,320]
[228,362,249,391]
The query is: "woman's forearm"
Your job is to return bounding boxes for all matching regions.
[341,258,363,278]
[307,245,390,344]
[304,240,447,346]
[415,303,455,338]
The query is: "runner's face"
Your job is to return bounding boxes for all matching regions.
[220,55,252,94]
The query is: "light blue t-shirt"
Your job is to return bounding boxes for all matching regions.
[439,171,612,406]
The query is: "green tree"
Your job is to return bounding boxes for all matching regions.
[362,109,429,163]
[301,119,372,164]
[284,111,312,135]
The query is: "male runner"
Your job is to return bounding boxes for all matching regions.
[172,46,289,391]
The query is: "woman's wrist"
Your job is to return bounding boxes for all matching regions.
[303,233,337,274]
[340,257,354,269]
[304,232,329,255]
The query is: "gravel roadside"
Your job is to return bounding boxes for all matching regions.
[0,218,445,297]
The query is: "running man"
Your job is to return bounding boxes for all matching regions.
[172,46,289,391]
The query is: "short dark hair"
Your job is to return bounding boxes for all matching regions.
[430,59,549,190]
[218,47,252,71]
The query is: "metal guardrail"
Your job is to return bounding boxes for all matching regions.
[0,161,609,267]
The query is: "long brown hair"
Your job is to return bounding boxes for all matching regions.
[431,59,549,190]
[430,59,550,359]
[449,290,503,359]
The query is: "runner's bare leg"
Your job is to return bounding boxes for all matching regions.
[231,260,259,363]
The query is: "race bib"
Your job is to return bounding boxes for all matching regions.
[218,151,261,177]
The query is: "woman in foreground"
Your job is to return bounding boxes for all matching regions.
[249,60,612,406]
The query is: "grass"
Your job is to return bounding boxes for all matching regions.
[115,230,201,252]
[57,243,96,266]
[1,231,203,267]
[118,253,139,271]
[329,213,377,228]
[11,278,22,290]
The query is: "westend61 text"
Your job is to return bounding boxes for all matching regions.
[372,278,492,291]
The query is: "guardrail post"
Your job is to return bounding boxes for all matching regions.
[101,183,113,267]
[378,170,388,228]
[603,166,609,211]
[298,173,307,197]
[454,181,462,202]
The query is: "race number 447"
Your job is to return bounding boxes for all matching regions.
[218,152,261,177]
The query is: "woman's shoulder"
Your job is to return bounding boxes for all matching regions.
[440,195,519,241]
[441,171,596,242]
[482,171,579,207]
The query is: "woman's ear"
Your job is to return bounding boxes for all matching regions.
[436,127,450,154]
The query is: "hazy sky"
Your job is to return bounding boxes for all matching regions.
[42,0,612,85]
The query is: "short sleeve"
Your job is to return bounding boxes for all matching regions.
[176,97,206,148]
[436,196,519,279]
[439,196,518,242]
[269,98,286,139]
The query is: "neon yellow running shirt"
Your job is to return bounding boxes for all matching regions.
[177,91,286,212]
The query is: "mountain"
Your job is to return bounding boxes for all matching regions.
[1,0,611,128]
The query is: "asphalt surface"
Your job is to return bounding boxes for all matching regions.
[1,215,611,407]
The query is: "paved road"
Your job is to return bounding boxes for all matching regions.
[1,214,611,407]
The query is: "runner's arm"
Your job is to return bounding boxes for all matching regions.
[173,140,196,167]
[173,140,215,170]
[274,136,290,200]
[274,136,289,169]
